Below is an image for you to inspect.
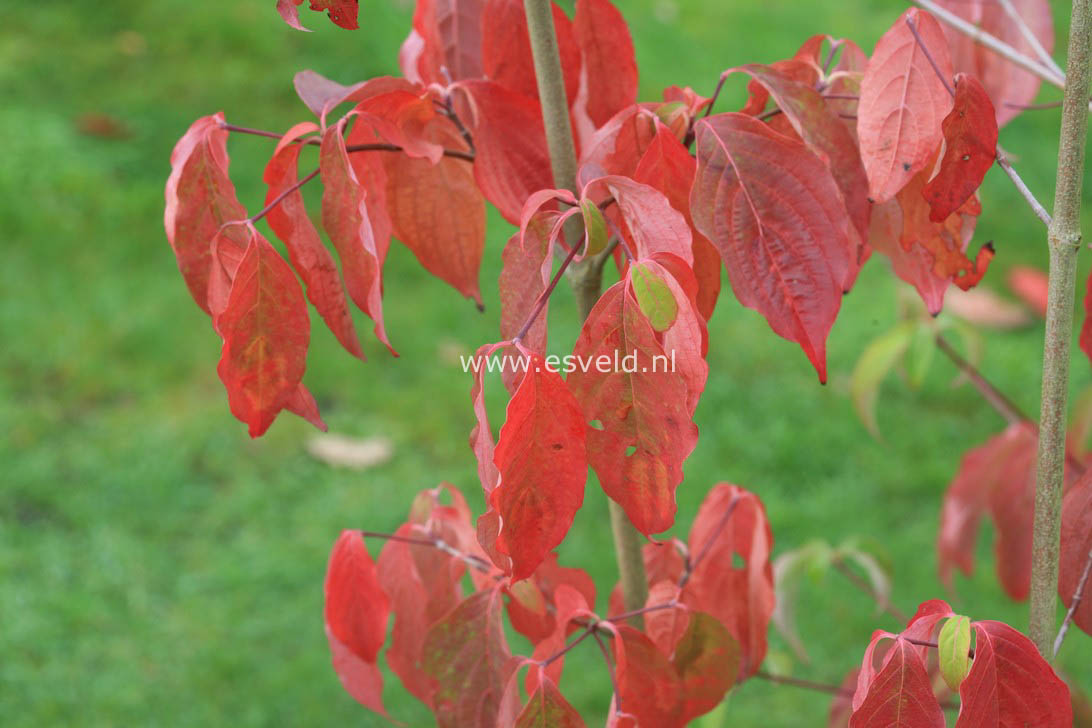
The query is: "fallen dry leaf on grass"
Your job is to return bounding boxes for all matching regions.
[307,434,393,470]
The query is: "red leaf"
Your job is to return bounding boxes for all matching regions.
[691,112,856,382]
[644,582,688,655]
[324,530,389,663]
[1082,271,1092,370]
[526,584,597,694]
[514,677,586,728]
[850,635,945,727]
[401,0,484,86]
[453,80,554,225]
[933,0,1053,126]
[858,8,954,203]
[672,612,740,724]
[829,668,862,728]
[214,231,313,437]
[277,0,358,30]
[380,120,485,306]
[578,105,661,182]
[421,589,520,728]
[612,625,683,727]
[164,113,249,315]
[682,484,774,678]
[481,0,580,104]
[264,122,364,361]
[633,128,722,321]
[889,161,990,296]
[499,213,556,390]
[589,175,693,265]
[326,627,388,715]
[955,621,1072,727]
[923,74,999,222]
[491,356,588,580]
[567,282,698,535]
[294,71,418,127]
[572,0,638,133]
[937,423,1037,599]
[507,553,598,644]
[319,121,395,353]
[728,62,871,273]
[469,342,503,496]
[869,197,953,315]
[1060,473,1092,636]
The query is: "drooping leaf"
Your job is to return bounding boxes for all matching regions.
[277,0,359,30]
[587,175,693,265]
[643,581,688,655]
[937,422,1038,599]
[849,634,945,727]
[499,214,556,391]
[633,128,722,321]
[938,615,972,692]
[401,0,485,86]
[324,531,390,712]
[849,321,915,439]
[955,621,1072,726]
[857,8,954,203]
[515,677,587,728]
[164,113,249,315]
[671,612,740,723]
[490,356,588,580]
[771,540,835,662]
[264,122,364,361]
[682,484,774,678]
[691,112,856,382]
[580,198,608,256]
[611,625,683,727]
[728,62,871,260]
[869,198,952,315]
[578,105,661,183]
[829,668,861,728]
[567,283,698,535]
[933,0,1054,126]
[454,80,554,225]
[505,553,597,644]
[572,0,638,136]
[319,120,395,353]
[421,588,520,728]
[380,117,485,306]
[922,74,999,222]
[641,254,708,414]
[1059,472,1092,637]
[214,230,316,437]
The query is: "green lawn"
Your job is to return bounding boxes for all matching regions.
[2,0,1090,725]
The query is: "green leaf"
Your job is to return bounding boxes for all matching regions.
[906,323,936,390]
[580,199,608,256]
[849,322,914,440]
[938,614,972,691]
[630,263,678,332]
[772,540,833,663]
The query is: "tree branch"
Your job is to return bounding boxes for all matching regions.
[358,530,495,574]
[935,335,1028,425]
[1054,548,1092,657]
[1029,0,1092,659]
[996,148,1053,227]
[830,556,910,623]
[219,122,476,161]
[523,0,649,619]
[995,0,1066,80]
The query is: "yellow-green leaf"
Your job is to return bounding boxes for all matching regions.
[630,263,678,332]
[938,614,972,691]
[580,199,608,256]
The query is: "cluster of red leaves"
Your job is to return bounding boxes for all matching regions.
[845,599,1071,726]
[163,0,1091,722]
[323,482,773,726]
[939,421,1092,636]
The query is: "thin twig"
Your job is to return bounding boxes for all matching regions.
[607,600,679,624]
[1054,548,1092,657]
[358,530,494,573]
[592,631,623,714]
[935,335,1028,425]
[996,0,1066,80]
[243,168,320,225]
[440,94,476,153]
[512,235,583,345]
[907,17,955,97]
[1005,100,1064,111]
[753,669,960,710]
[219,122,475,161]
[540,624,597,668]
[831,556,910,623]
[996,148,1054,227]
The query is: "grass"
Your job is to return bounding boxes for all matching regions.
[2,0,1090,725]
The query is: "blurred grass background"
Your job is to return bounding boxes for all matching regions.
[2,0,1090,724]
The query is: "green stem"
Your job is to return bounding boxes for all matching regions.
[522,0,649,620]
[1029,0,1092,659]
